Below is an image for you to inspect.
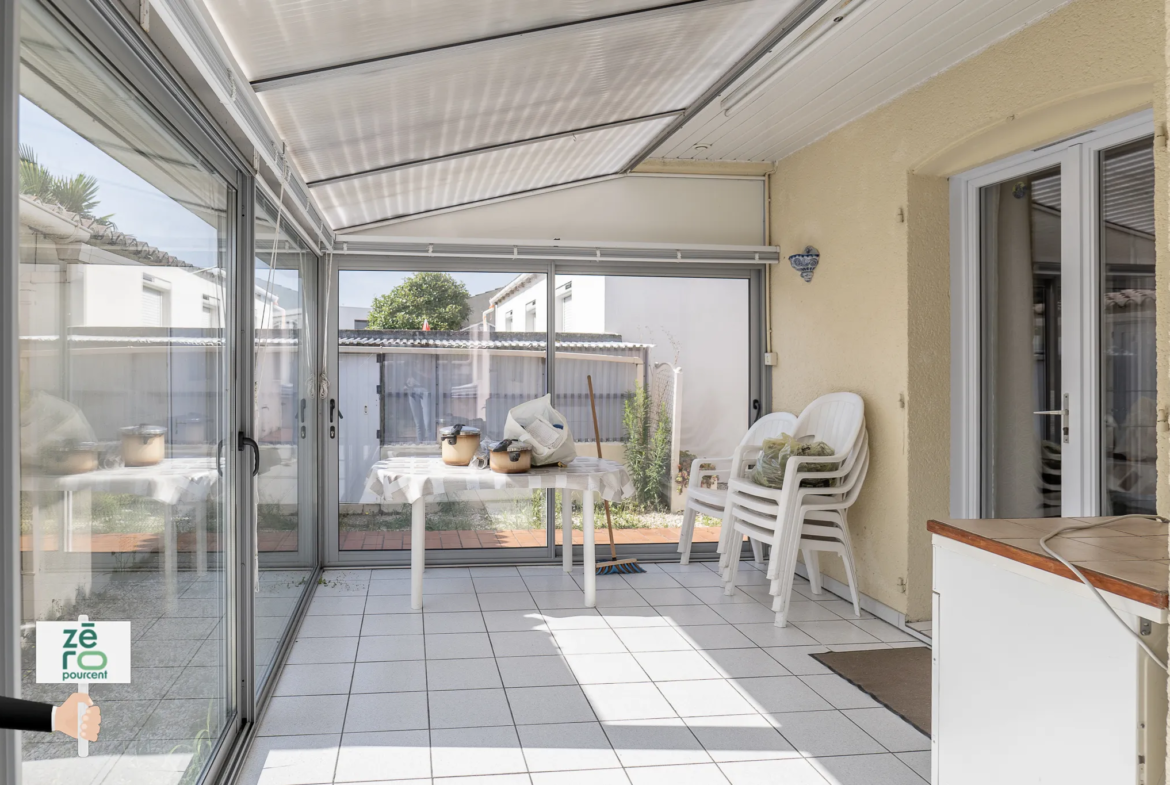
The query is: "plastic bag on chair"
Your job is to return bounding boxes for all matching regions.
[750,433,838,489]
[503,395,577,466]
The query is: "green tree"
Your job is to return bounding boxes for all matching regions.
[367,272,471,330]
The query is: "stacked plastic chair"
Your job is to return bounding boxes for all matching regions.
[677,411,798,565]
[719,392,868,627]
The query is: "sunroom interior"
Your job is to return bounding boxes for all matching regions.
[3,0,1169,783]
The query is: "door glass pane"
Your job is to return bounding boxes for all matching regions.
[1101,139,1156,514]
[552,274,750,551]
[980,167,1062,517]
[18,1,235,781]
[337,270,548,552]
[254,191,317,691]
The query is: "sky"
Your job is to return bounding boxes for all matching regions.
[20,97,222,270]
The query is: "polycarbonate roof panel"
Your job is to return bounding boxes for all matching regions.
[202,0,680,81]
[259,0,800,182]
[314,115,674,229]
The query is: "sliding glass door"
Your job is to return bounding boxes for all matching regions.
[325,258,763,565]
[957,112,1156,518]
[16,0,240,780]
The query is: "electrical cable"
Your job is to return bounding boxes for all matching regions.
[1038,514,1168,673]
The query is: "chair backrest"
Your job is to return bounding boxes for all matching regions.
[741,411,798,447]
[792,392,865,455]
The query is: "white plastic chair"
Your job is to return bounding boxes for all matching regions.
[677,411,797,564]
[725,427,867,626]
[720,392,867,625]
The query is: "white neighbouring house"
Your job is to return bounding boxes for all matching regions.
[486,272,751,470]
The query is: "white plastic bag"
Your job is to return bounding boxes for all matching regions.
[503,395,577,466]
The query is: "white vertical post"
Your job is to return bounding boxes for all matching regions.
[561,490,573,573]
[76,614,88,758]
[582,491,595,607]
[410,498,425,610]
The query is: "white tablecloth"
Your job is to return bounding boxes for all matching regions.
[364,456,635,505]
[49,458,219,505]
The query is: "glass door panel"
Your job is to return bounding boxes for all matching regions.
[17,0,236,780]
[980,167,1063,518]
[337,270,548,554]
[1100,139,1156,514]
[253,191,317,691]
[552,273,751,554]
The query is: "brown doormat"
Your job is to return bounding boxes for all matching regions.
[812,646,932,736]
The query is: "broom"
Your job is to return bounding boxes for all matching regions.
[587,375,645,575]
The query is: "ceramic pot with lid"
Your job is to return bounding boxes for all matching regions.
[439,424,481,466]
[121,424,166,467]
[42,441,99,475]
[487,439,532,474]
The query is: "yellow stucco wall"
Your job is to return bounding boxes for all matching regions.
[769,0,1165,619]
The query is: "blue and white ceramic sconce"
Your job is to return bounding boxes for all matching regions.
[789,246,820,282]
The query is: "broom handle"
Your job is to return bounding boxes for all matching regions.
[586,376,618,562]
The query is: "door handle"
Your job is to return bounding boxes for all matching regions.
[216,438,225,477]
[1033,393,1070,443]
[238,433,260,476]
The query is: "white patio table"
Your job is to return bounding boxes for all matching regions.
[24,458,219,607]
[364,456,634,609]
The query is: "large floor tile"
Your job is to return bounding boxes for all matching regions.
[633,651,723,682]
[599,607,671,628]
[710,604,776,625]
[427,632,496,660]
[287,636,358,665]
[479,592,540,611]
[484,610,550,632]
[540,609,610,630]
[491,630,562,657]
[553,629,626,655]
[424,577,477,594]
[896,751,932,780]
[799,674,881,710]
[517,721,621,772]
[351,660,428,693]
[717,757,828,785]
[656,679,758,718]
[657,605,729,627]
[357,635,426,663]
[497,654,577,688]
[297,614,363,638]
[235,733,340,785]
[532,591,594,610]
[791,620,882,646]
[258,695,348,736]
[362,613,425,636]
[426,611,489,634]
[334,730,431,782]
[625,763,729,785]
[760,646,830,676]
[428,657,505,690]
[614,627,694,653]
[530,769,629,785]
[273,663,355,696]
[474,576,530,593]
[700,648,790,679]
[850,618,919,643]
[768,709,884,757]
[431,726,528,778]
[507,685,597,724]
[564,653,651,685]
[731,676,833,713]
[675,625,755,650]
[843,708,930,752]
[425,594,484,613]
[306,597,366,616]
[344,691,429,732]
[809,752,929,784]
[583,682,676,721]
[734,624,817,648]
[683,714,798,762]
[602,717,711,767]
[429,688,514,728]
[636,588,703,606]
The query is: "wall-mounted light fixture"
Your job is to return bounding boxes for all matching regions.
[789,246,819,282]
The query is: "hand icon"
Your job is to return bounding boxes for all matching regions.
[53,693,100,742]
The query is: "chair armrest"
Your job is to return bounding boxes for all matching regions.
[688,457,731,489]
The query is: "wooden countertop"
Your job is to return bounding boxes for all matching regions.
[928,517,1168,609]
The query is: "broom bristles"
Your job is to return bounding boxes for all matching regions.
[596,559,646,575]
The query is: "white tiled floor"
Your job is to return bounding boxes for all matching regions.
[241,561,931,785]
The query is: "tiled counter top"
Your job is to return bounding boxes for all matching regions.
[928,516,1168,609]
